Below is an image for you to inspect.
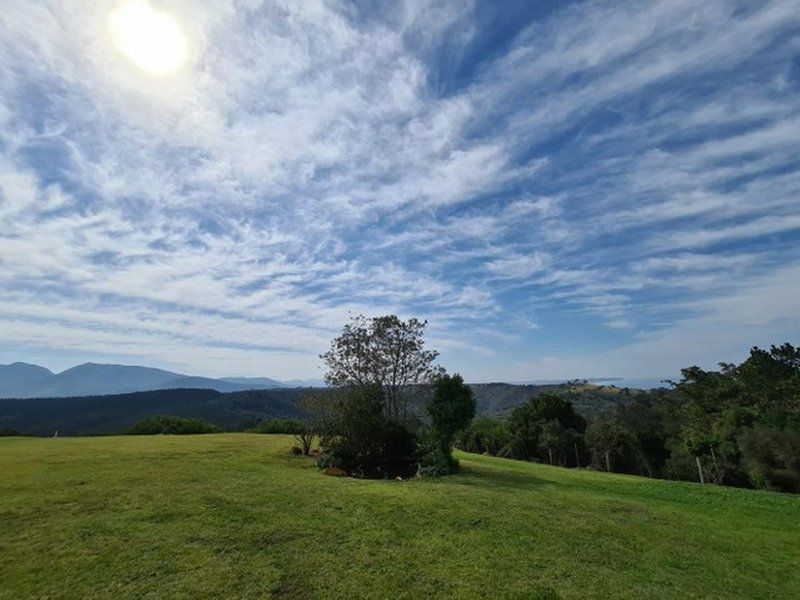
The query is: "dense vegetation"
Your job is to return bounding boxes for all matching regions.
[1,434,797,598]
[459,344,800,493]
[128,415,219,435]
[250,418,307,434]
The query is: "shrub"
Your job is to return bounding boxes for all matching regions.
[128,415,220,435]
[314,385,419,479]
[252,418,307,434]
[418,445,459,477]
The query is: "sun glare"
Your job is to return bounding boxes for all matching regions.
[110,1,187,75]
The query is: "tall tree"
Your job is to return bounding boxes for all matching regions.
[427,374,476,457]
[320,314,441,420]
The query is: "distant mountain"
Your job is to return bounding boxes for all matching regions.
[0,362,291,398]
[282,378,327,388]
[221,376,286,388]
[0,363,55,397]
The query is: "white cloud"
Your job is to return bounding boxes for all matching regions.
[0,0,798,379]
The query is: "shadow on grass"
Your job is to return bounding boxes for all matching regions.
[450,460,556,492]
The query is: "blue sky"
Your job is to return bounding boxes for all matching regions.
[1,0,799,381]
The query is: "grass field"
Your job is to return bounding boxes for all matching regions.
[1,434,798,599]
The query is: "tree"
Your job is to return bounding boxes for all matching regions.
[458,417,511,456]
[673,344,800,486]
[614,394,673,477]
[584,418,639,472]
[507,394,586,463]
[427,374,476,453]
[538,420,570,465]
[320,314,441,420]
[423,374,476,474]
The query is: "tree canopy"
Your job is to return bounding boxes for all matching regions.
[320,314,441,419]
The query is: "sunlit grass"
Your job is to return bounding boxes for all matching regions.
[1,434,797,598]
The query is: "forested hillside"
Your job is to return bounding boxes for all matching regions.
[0,388,306,436]
[0,382,636,437]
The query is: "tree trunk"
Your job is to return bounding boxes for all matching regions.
[574,442,580,468]
[695,455,705,484]
[548,448,553,465]
[604,450,611,472]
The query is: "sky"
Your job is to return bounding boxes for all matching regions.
[1,0,799,382]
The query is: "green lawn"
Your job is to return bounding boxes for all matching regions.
[1,434,798,599]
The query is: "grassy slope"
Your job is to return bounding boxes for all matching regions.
[1,435,797,599]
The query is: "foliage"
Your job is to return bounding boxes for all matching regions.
[418,444,459,477]
[252,418,306,434]
[310,385,418,478]
[537,420,580,466]
[560,343,800,491]
[1,434,798,598]
[584,418,640,472]
[668,343,800,490]
[738,426,800,492]
[128,415,220,435]
[320,314,441,420]
[315,314,445,477]
[423,373,475,474]
[457,416,511,455]
[507,394,586,464]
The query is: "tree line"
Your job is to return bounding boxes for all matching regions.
[300,315,798,491]
[458,344,800,493]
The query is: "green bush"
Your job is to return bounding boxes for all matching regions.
[315,385,419,479]
[418,446,459,477]
[128,415,220,435]
[252,418,307,434]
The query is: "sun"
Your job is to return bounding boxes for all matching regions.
[110,1,188,75]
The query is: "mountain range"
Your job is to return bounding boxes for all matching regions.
[0,362,325,399]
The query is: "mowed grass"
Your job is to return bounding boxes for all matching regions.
[1,435,798,599]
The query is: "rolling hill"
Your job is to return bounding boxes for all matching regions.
[0,434,797,598]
